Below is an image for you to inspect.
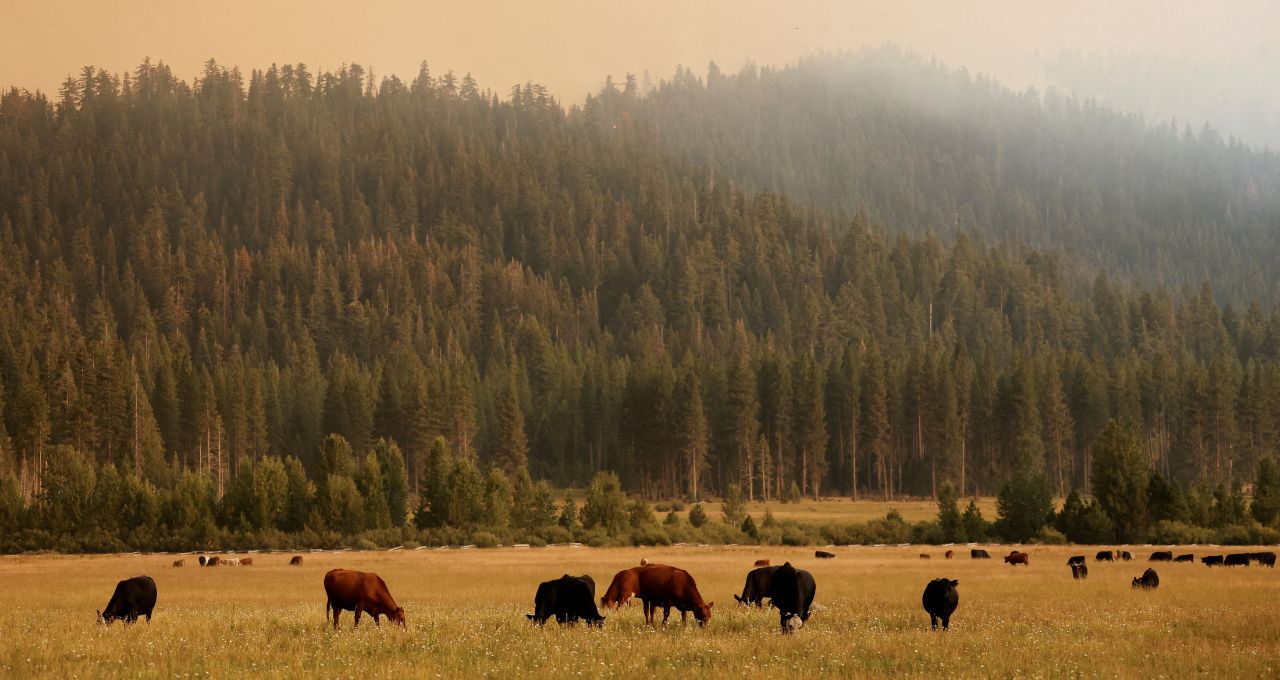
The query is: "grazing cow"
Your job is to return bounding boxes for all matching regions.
[172,559,185,568]
[1174,554,1194,563]
[944,550,954,559]
[290,555,304,566]
[766,562,816,633]
[1132,568,1159,589]
[1120,551,1133,561]
[919,553,931,559]
[970,549,991,559]
[1202,555,1224,567]
[1224,553,1251,567]
[921,578,959,631]
[814,550,836,559]
[223,557,240,567]
[198,555,208,567]
[1071,563,1089,580]
[754,559,770,567]
[601,567,644,609]
[323,569,405,629]
[1149,551,1173,562]
[1066,555,1086,566]
[98,576,157,624]
[527,575,604,627]
[1250,551,1277,567]
[640,558,649,566]
[636,565,713,626]
[240,557,253,566]
[205,556,221,567]
[734,565,781,607]
[1096,550,1114,561]
[1003,551,1029,566]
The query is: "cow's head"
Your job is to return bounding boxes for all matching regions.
[389,607,406,626]
[733,594,745,605]
[97,609,116,625]
[695,601,713,626]
[949,579,959,588]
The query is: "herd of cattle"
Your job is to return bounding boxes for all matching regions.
[95,545,1278,631]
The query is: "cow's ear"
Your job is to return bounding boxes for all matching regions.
[707,601,714,609]
[951,579,959,586]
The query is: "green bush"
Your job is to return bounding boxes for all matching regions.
[1035,526,1068,544]
[1148,520,1215,545]
[470,531,501,548]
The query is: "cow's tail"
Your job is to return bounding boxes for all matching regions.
[325,599,330,620]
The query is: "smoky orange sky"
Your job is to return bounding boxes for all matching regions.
[3,0,1278,101]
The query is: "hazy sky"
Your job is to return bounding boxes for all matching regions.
[4,0,1278,102]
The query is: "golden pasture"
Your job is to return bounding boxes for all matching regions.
[0,545,1276,678]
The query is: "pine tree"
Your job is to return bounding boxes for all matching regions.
[1091,420,1150,541]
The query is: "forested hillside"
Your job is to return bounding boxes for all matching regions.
[1,59,1279,548]
[612,49,1280,302]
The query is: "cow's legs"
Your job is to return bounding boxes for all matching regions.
[680,610,688,624]
[942,614,951,631]
[662,606,672,625]
[930,614,938,630]
[353,607,363,628]
[332,608,341,630]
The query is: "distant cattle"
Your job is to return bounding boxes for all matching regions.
[815,550,836,559]
[640,558,650,566]
[323,569,405,629]
[1202,555,1224,567]
[240,557,253,566]
[527,574,604,627]
[734,565,780,607]
[921,578,959,631]
[1120,551,1133,561]
[98,576,157,624]
[944,550,954,559]
[172,559,185,567]
[1096,551,1114,561]
[290,555,304,566]
[1224,553,1251,567]
[1149,551,1173,562]
[1174,554,1194,563]
[198,555,208,567]
[1071,563,1089,580]
[766,562,815,633]
[636,564,713,626]
[222,557,241,567]
[1132,568,1159,589]
[971,549,991,559]
[919,553,931,559]
[753,559,770,567]
[205,556,221,567]
[1250,551,1277,567]
[1066,555,1086,566]
[1004,551,1029,566]
[601,567,644,609]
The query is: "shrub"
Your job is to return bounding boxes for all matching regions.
[1147,520,1214,545]
[688,503,708,528]
[1035,526,1068,544]
[741,515,759,540]
[470,531,501,548]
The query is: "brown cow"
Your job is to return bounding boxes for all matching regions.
[206,556,222,567]
[754,559,770,567]
[290,555,304,566]
[1004,551,1029,566]
[172,559,185,567]
[636,564,713,626]
[944,550,954,559]
[601,567,643,609]
[323,569,405,629]
[919,553,931,559]
[240,557,253,566]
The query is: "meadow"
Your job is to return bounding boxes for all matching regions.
[1,544,1276,678]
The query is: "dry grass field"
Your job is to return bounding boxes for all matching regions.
[1,545,1276,678]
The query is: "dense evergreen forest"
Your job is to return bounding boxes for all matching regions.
[1,56,1279,549]
[616,49,1280,303]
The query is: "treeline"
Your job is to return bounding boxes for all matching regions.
[606,48,1280,303]
[1,60,1280,550]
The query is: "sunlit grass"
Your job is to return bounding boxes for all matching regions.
[1,545,1276,677]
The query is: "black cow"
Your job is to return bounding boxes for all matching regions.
[766,562,815,633]
[1131,568,1159,589]
[1224,553,1251,567]
[1149,551,1173,562]
[1120,551,1133,561]
[921,579,959,631]
[527,574,604,627]
[1202,555,1224,567]
[1070,563,1089,580]
[1096,551,1114,561]
[734,565,780,607]
[814,550,836,559]
[1066,555,1086,566]
[1174,554,1194,563]
[1251,552,1277,567]
[98,576,157,624]
[970,549,991,559]
[198,555,208,567]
